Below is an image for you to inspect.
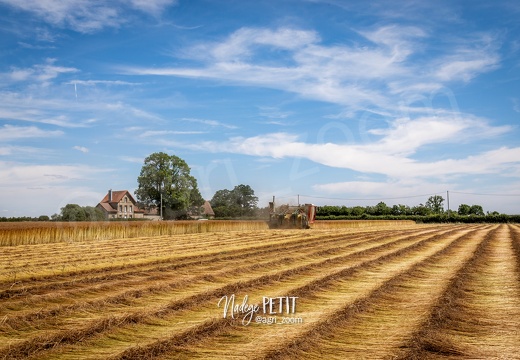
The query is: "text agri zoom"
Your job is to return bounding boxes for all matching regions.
[218,294,300,326]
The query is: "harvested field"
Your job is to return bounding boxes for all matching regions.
[0,220,415,246]
[0,222,519,359]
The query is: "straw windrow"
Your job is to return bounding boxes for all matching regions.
[1,223,518,359]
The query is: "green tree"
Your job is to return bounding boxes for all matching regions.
[458,204,471,216]
[84,206,105,221]
[232,184,258,216]
[411,204,431,216]
[210,184,258,218]
[469,204,485,216]
[135,152,204,219]
[210,189,234,218]
[426,195,444,214]
[351,206,365,216]
[60,204,86,221]
[374,201,391,216]
[392,204,410,216]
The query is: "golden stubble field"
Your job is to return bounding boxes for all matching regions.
[1,221,520,359]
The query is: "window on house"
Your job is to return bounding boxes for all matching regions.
[119,205,122,212]
[129,205,132,213]
[124,205,127,213]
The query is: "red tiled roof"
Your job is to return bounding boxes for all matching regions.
[99,190,137,205]
[97,202,116,213]
[202,200,215,216]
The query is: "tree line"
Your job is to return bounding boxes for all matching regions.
[5,151,516,222]
[317,195,488,217]
[315,195,520,223]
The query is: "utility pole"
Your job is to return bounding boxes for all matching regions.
[298,194,300,207]
[447,190,450,217]
[160,193,163,220]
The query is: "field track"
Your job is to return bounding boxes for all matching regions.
[0,223,519,359]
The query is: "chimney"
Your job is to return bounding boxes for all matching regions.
[108,189,112,202]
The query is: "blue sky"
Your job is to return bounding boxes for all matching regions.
[1,0,519,217]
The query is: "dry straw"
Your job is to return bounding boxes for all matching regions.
[0,226,442,359]
[397,224,520,359]
[0,220,418,246]
[4,224,515,359]
[0,220,270,246]
[312,220,416,229]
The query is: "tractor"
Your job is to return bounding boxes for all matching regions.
[268,197,316,229]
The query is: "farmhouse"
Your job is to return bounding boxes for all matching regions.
[96,190,141,219]
[201,200,215,219]
[96,189,161,220]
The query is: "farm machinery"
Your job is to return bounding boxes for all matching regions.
[268,196,317,229]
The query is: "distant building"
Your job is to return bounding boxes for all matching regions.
[201,200,215,219]
[96,189,160,220]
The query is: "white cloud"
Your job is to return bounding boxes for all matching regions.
[0,161,106,187]
[73,145,89,153]
[359,25,427,62]
[3,59,78,85]
[183,118,519,180]
[140,130,205,137]
[104,102,164,122]
[124,25,500,115]
[368,115,510,156]
[0,0,178,33]
[0,161,114,216]
[66,80,137,86]
[182,118,238,129]
[433,35,500,82]
[0,106,92,128]
[312,179,449,202]
[0,124,63,141]
[128,0,177,16]
[119,156,144,163]
[0,145,55,157]
[435,56,499,82]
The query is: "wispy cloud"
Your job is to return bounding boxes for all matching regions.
[312,179,450,202]
[0,124,63,141]
[0,145,55,157]
[2,58,77,85]
[0,161,108,187]
[73,145,88,153]
[0,107,92,128]
[119,156,144,163]
[65,80,138,86]
[0,161,112,215]
[172,111,516,181]
[0,0,179,33]
[140,130,206,137]
[123,25,500,116]
[182,117,238,129]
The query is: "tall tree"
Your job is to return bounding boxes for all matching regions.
[458,204,471,215]
[469,204,485,216]
[426,195,444,214]
[232,184,258,216]
[135,152,204,219]
[210,184,258,218]
[60,204,86,221]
